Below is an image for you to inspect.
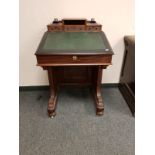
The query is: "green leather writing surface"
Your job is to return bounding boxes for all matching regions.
[43,32,105,50]
[36,31,113,55]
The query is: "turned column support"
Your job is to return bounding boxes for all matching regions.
[47,67,58,118]
[93,66,104,116]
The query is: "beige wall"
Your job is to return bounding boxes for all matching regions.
[19,0,134,86]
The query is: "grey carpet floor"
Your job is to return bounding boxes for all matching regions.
[19,87,135,155]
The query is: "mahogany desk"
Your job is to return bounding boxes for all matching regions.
[35,19,113,118]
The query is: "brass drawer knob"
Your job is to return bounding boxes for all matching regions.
[72,55,78,61]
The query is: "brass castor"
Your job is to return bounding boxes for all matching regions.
[48,110,56,118]
[96,109,104,116]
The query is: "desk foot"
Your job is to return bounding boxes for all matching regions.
[96,108,104,116]
[48,111,56,118]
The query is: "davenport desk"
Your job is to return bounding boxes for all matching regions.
[35,19,114,118]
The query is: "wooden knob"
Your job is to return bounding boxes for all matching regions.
[72,56,78,60]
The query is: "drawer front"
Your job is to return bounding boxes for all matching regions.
[47,25,63,31]
[64,25,85,31]
[86,25,101,31]
[36,55,112,66]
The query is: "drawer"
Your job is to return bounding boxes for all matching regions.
[86,26,101,31]
[36,55,112,66]
[64,25,85,31]
[48,26,63,31]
